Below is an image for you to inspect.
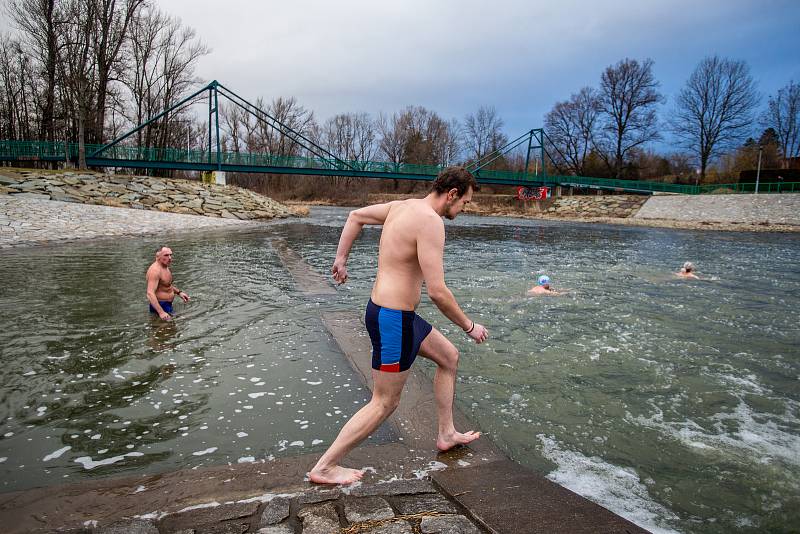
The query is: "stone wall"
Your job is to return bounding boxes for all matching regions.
[0,170,295,220]
[635,194,800,226]
[543,194,647,218]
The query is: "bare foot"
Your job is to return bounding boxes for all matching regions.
[436,430,481,451]
[308,465,365,485]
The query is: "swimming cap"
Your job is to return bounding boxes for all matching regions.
[538,275,550,286]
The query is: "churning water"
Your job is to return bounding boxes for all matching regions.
[1,206,798,533]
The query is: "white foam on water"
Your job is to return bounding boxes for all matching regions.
[709,369,768,395]
[236,432,248,438]
[307,381,323,385]
[630,399,800,467]
[312,439,324,445]
[0,457,7,463]
[192,447,218,456]
[22,370,36,376]
[537,435,679,534]
[289,440,304,447]
[42,446,71,462]
[3,432,13,437]
[237,456,255,463]
[133,485,146,493]
[74,452,144,470]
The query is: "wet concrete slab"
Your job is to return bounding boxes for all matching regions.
[433,459,648,533]
[271,238,336,295]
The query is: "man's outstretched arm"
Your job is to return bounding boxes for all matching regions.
[332,202,397,284]
[417,217,488,344]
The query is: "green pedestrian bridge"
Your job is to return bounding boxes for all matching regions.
[1,81,795,196]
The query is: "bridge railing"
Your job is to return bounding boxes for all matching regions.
[1,140,798,194]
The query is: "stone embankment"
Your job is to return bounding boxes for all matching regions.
[0,169,295,220]
[541,194,646,218]
[463,192,799,232]
[0,196,255,248]
[635,193,800,226]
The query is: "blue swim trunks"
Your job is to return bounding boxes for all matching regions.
[365,299,433,372]
[149,300,173,314]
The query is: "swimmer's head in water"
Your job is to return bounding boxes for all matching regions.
[538,275,550,286]
[683,261,694,272]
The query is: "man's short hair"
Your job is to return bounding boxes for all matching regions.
[430,166,479,197]
[156,246,170,255]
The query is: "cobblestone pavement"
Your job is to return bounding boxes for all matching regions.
[93,479,484,534]
[0,196,254,248]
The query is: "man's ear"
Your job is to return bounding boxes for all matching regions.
[448,188,459,200]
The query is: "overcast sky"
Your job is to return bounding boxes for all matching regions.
[155,0,798,140]
[5,0,800,142]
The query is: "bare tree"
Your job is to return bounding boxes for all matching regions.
[7,0,63,141]
[671,56,759,180]
[437,118,462,167]
[56,0,99,169]
[221,101,246,153]
[262,96,315,156]
[763,80,800,168]
[91,0,146,143]
[152,16,208,149]
[596,58,662,178]
[392,105,453,166]
[123,5,168,147]
[320,112,377,164]
[376,111,407,166]
[122,6,208,150]
[0,35,27,139]
[667,152,695,182]
[463,106,506,161]
[545,87,600,175]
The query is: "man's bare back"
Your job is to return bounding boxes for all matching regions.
[371,199,440,311]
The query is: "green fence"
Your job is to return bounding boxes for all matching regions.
[1,140,797,194]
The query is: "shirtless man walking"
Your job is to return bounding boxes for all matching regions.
[146,246,190,321]
[309,167,489,485]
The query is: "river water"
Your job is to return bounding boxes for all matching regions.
[0,207,798,533]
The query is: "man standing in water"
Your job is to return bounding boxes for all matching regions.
[309,167,489,485]
[146,246,190,321]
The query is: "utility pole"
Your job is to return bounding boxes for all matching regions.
[755,145,763,194]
